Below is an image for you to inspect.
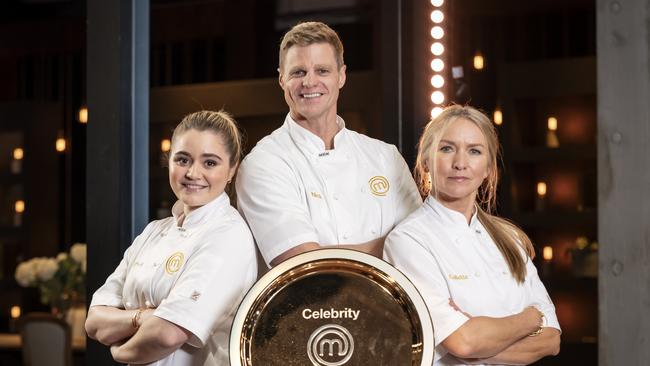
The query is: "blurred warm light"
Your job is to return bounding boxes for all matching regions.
[543,246,553,261]
[430,26,444,40]
[55,137,66,152]
[430,42,444,56]
[430,58,445,72]
[430,0,444,6]
[493,109,503,125]
[13,148,24,160]
[431,91,445,105]
[431,107,444,119]
[548,173,579,209]
[10,306,21,319]
[78,106,88,124]
[537,182,547,197]
[15,200,25,213]
[548,117,558,131]
[430,10,444,23]
[431,75,445,88]
[161,139,171,153]
[473,52,484,70]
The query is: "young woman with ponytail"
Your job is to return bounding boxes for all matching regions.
[384,105,561,365]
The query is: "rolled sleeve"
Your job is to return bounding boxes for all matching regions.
[384,227,468,352]
[526,259,561,332]
[154,226,257,347]
[90,239,136,308]
[236,152,319,265]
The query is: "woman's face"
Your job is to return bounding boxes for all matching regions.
[169,129,235,214]
[433,118,490,210]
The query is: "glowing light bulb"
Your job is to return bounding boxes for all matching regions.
[548,117,558,131]
[431,0,444,6]
[78,107,88,124]
[537,182,547,197]
[430,42,444,56]
[430,10,444,23]
[55,138,66,152]
[13,148,24,160]
[430,26,444,40]
[430,75,445,88]
[431,107,443,118]
[430,58,445,72]
[10,306,21,319]
[493,109,503,125]
[543,246,553,261]
[431,91,445,105]
[15,200,25,213]
[161,139,171,153]
[473,53,484,70]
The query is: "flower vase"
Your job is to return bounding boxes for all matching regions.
[49,294,70,319]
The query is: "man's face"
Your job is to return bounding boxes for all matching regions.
[279,43,346,123]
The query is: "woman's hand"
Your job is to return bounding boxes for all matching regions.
[521,306,545,335]
[441,304,549,359]
[135,308,156,328]
[108,316,191,364]
[85,306,141,346]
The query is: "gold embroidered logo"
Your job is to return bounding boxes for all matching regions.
[310,191,322,199]
[165,252,184,274]
[368,176,390,196]
[449,274,469,280]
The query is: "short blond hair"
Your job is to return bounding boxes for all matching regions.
[279,21,344,71]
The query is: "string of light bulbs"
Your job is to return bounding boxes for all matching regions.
[429,0,445,118]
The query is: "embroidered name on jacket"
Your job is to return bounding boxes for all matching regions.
[448,274,469,280]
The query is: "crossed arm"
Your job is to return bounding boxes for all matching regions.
[444,302,560,365]
[269,236,385,266]
[86,306,190,364]
[464,328,561,365]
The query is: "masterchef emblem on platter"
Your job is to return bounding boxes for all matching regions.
[307,324,355,366]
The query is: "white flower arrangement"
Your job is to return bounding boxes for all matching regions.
[15,243,87,315]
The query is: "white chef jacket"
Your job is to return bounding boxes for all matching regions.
[90,193,257,366]
[384,196,561,366]
[236,114,422,266]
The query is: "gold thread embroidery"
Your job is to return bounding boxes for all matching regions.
[368,176,390,196]
[165,252,184,274]
[448,274,469,280]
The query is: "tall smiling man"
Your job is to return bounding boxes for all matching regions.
[236,21,421,267]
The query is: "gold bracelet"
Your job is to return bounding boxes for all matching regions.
[528,312,545,337]
[528,326,543,337]
[132,309,143,329]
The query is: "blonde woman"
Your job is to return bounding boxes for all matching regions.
[384,105,560,365]
[85,111,257,365]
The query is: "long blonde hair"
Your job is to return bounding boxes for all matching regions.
[414,105,534,284]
